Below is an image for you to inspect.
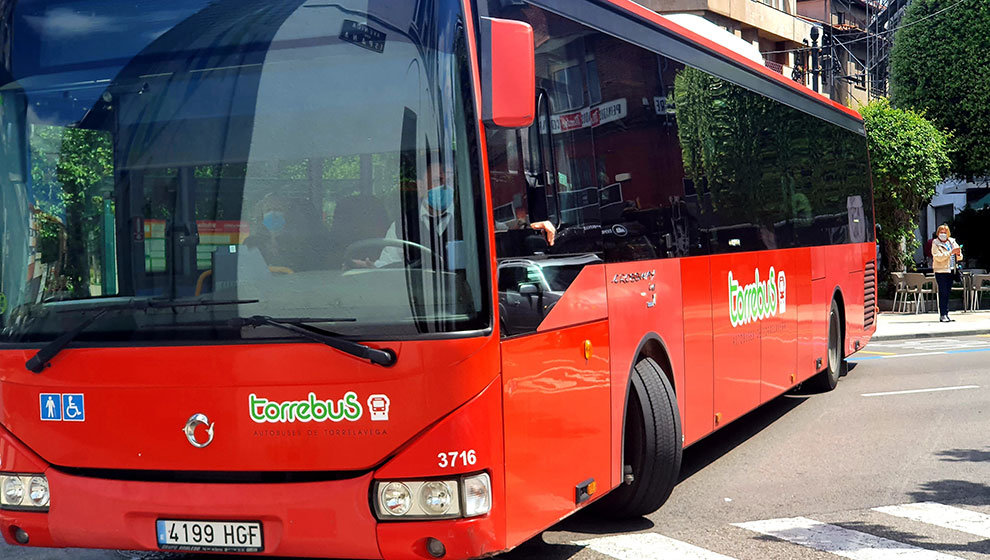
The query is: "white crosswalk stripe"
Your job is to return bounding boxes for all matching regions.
[570,503,990,560]
[732,516,962,560]
[573,533,738,560]
[733,517,958,560]
[874,501,990,539]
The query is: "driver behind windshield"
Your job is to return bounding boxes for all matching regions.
[349,160,556,270]
[350,160,452,269]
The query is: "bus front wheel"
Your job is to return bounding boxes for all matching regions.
[596,357,682,518]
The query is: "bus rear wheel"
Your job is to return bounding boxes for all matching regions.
[811,299,845,392]
[596,357,682,519]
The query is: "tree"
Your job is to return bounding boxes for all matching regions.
[30,126,113,297]
[890,0,990,181]
[859,98,951,272]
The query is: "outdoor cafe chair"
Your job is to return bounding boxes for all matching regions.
[902,273,932,314]
[890,271,909,313]
[971,273,990,311]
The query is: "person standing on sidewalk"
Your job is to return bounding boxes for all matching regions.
[932,224,963,322]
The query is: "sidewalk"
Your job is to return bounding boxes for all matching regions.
[872,310,990,341]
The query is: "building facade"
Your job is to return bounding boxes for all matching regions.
[638,0,819,90]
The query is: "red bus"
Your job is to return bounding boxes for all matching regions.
[0,0,875,558]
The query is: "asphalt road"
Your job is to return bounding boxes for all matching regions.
[5,334,990,560]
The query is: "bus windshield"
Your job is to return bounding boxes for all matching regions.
[0,0,489,343]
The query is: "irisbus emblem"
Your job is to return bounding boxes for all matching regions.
[184,413,215,448]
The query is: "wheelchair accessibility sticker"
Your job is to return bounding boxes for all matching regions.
[40,393,85,422]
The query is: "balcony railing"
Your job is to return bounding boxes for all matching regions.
[765,60,785,74]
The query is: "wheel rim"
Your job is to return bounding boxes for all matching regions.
[829,309,840,373]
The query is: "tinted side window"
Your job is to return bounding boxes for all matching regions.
[486,4,606,337]
[537,18,602,255]
[486,1,873,270]
[585,37,705,262]
[674,69,874,250]
[675,67,797,252]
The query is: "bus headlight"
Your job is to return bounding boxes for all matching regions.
[2,476,24,506]
[419,481,454,515]
[1,474,49,510]
[28,477,50,507]
[381,482,412,516]
[462,472,491,517]
[374,472,489,520]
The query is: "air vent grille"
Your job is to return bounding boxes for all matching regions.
[864,260,876,328]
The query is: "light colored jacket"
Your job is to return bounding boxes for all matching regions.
[932,237,961,273]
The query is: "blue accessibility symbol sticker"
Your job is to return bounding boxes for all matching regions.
[62,393,85,422]
[40,393,62,421]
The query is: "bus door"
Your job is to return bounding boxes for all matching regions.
[488,86,610,543]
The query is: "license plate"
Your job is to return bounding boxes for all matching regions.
[156,519,263,553]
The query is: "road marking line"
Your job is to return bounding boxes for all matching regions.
[859,350,896,355]
[734,516,962,559]
[850,347,990,362]
[948,347,990,354]
[574,533,738,560]
[874,502,990,538]
[849,350,948,362]
[861,385,979,397]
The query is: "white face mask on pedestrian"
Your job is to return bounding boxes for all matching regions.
[938,233,948,242]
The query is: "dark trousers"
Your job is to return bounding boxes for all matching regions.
[936,272,953,316]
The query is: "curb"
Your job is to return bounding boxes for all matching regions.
[871,329,990,342]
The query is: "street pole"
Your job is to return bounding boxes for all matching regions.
[810,26,820,93]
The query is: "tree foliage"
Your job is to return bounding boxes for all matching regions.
[859,98,951,272]
[890,0,990,180]
[30,126,113,297]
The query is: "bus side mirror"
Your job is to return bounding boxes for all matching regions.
[480,17,535,128]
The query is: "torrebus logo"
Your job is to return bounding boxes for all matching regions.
[250,392,375,423]
[728,267,786,328]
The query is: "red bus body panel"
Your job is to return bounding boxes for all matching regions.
[681,257,716,444]
[501,320,611,545]
[0,356,508,559]
[0,338,498,472]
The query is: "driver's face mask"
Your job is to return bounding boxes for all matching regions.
[263,211,286,233]
[426,186,454,216]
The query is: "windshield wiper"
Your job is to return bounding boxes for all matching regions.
[229,316,396,367]
[25,298,258,374]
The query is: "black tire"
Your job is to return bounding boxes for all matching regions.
[596,357,682,518]
[811,299,845,392]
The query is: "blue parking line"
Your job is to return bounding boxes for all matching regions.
[849,346,990,363]
[946,347,990,355]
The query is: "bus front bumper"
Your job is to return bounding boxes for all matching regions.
[3,467,383,558]
[2,467,500,559]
